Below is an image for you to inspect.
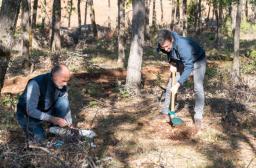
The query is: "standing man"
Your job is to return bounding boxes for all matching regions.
[16,64,73,143]
[157,29,206,130]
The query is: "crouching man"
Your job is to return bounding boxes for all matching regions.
[16,64,73,143]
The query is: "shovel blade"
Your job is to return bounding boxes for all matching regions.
[171,117,184,126]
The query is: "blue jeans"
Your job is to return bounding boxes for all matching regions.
[162,57,206,120]
[16,95,70,142]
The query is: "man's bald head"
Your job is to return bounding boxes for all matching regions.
[51,64,71,89]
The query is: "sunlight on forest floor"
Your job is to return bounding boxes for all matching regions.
[0,37,256,167]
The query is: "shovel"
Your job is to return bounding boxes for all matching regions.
[168,71,184,126]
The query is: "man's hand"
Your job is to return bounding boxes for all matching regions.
[50,116,69,127]
[171,83,180,95]
[170,64,177,73]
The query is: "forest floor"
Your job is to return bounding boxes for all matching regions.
[0,30,256,167]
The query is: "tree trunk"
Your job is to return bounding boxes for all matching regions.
[232,2,237,36]
[84,0,88,25]
[144,0,150,41]
[108,0,111,29]
[245,0,248,21]
[68,0,73,28]
[219,1,223,26]
[160,0,163,23]
[152,0,156,30]
[88,0,97,38]
[176,0,180,25]
[0,0,21,93]
[126,0,145,94]
[232,0,243,83]
[214,4,219,45]
[117,0,126,68]
[41,0,46,31]
[197,0,202,33]
[207,1,211,22]
[51,0,61,51]
[170,0,175,30]
[181,0,187,36]
[21,0,32,71]
[32,0,38,29]
[77,0,81,30]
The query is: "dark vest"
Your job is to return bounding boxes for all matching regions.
[17,73,67,114]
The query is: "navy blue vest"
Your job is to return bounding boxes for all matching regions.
[17,73,67,114]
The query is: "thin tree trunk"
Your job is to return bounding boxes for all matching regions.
[126,0,145,94]
[207,2,211,22]
[0,0,21,93]
[68,0,73,28]
[117,0,126,68]
[41,0,46,31]
[197,0,202,33]
[160,0,163,23]
[84,0,88,25]
[219,1,223,25]
[152,0,156,29]
[77,0,81,30]
[144,0,150,41]
[214,3,219,45]
[108,0,111,29]
[233,0,243,83]
[176,0,180,25]
[181,0,187,36]
[88,0,97,38]
[32,0,38,29]
[170,0,175,30]
[245,0,248,21]
[51,0,61,51]
[232,2,237,36]
[21,0,32,70]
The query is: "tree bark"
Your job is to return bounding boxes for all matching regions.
[219,1,223,26]
[233,0,243,83]
[41,0,46,31]
[126,0,145,94]
[213,1,219,45]
[152,0,156,29]
[108,0,111,29]
[32,0,38,29]
[160,0,163,23]
[0,0,21,93]
[170,0,176,30]
[84,0,88,25]
[197,0,202,33]
[68,0,73,28]
[176,0,180,25]
[245,0,248,21]
[21,0,32,70]
[77,0,81,30]
[88,0,97,38]
[181,0,187,36]
[51,0,61,51]
[207,1,211,22]
[117,0,126,68]
[144,0,150,41]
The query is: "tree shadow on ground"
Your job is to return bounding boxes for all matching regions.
[92,97,157,167]
[195,97,255,167]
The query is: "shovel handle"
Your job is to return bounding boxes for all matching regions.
[171,71,176,111]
